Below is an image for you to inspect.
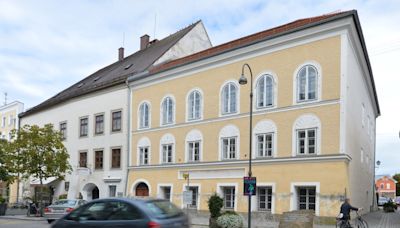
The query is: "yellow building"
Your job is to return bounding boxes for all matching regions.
[126,10,379,218]
[0,100,24,203]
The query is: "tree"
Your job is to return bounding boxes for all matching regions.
[8,124,71,215]
[0,139,18,184]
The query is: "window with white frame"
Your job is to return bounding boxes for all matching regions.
[162,144,173,163]
[297,187,316,210]
[2,117,6,127]
[258,187,272,211]
[256,74,274,108]
[139,147,149,165]
[59,121,67,140]
[222,137,237,160]
[109,185,116,197]
[8,115,13,126]
[160,186,171,201]
[188,186,199,209]
[223,187,235,209]
[139,102,150,129]
[297,65,318,102]
[221,82,237,114]
[188,141,200,162]
[297,128,316,155]
[188,90,202,121]
[161,97,174,125]
[256,133,273,157]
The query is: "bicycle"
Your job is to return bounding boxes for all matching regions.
[336,211,368,228]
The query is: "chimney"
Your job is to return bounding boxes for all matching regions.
[140,34,150,50]
[118,47,124,61]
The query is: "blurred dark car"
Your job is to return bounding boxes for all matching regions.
[51,198,189,228]
[378,196,389,206]
[395,197,400,205]
[45,199,87,223]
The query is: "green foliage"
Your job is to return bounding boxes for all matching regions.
[0,195,6,204]
[58,194,67,200]
[208,193,223,218]
[396,183,400,196]
[216,212,243,228]
[392,173,400,182]
[383,201,397,212]
[0,138,18,183]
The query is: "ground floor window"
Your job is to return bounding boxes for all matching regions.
[160,186,171,201]
[297,186,316,210]
[223,187,235,209]
[258,186,272,211]
[109,185,116,197]
[188,186,199,209]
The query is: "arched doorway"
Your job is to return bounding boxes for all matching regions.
[136,183,149,197]
[92,187,99,199]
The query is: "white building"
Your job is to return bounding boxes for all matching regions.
[19,21,212,201]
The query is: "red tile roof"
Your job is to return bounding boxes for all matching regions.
[149,10,354,74]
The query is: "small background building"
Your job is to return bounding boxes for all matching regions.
[375,175,396,199]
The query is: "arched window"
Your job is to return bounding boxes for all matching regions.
[161,96,174,125]
[297,65,318,102]
[185,129,203,162]
[187,90,202,121]
[160,134,175,164]
[221,82,238,114]
[292,114,321,156]
[137,137,151,165]
[219,125,240,160]
[253,120,277,158]
[256,74,274,108]
[139,102,150,129]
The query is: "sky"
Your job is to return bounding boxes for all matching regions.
[0,0,399,175]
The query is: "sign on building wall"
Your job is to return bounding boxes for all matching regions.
[244,177,256,196]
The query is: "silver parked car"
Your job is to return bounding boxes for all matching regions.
[51,198,189,228]
[45,199,87,223]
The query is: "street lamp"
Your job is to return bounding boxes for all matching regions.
[238,63,253,228]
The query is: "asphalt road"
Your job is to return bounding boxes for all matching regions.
[0,219,50,228]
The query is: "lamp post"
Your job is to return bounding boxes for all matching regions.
[238,63,253,228]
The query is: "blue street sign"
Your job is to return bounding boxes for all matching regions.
[244,176,256,196]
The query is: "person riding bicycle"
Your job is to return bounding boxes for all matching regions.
[339,198,362,224]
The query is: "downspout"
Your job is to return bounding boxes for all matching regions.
[16,114,21,203]
[124,80,131,197]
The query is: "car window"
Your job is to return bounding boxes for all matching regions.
[106,201,143,220]
[77,202,111,221]
[54,200,77,206]
[146,200,183,219]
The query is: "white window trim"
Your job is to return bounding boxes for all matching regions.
[159,133,175,164]
[182,183,201,210]
[137,137,151,166]
[137,100,151,130]
[292,114,321,156]
[219,124,240,161]
[292,61,322,105]
[290,182,320,216]
[219,80,240,117]
[186,88,204,122]
[131,178,152,196]
[160,94,176,126]
[217,183,238,211]
[253,120,277,158]
[254,71,278,110]
[251,182,276,213]
[185,129,203,162]
[157,183,173,202]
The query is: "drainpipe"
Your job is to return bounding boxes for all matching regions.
[124,80,132,197]
[16,115,21,203]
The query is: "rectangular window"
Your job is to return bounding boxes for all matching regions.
[222,137,236,160]
[94,150,103,169]
[188,186,199,209]
[162,144,173,163]
[65,182,70,191]
[79,152,87,168]
[139,147,149,165]
[256,133,273,157]
[8,115,13,126]
[258,187,272,211]
[95,114,104,135]
[79,117,88,137]
[59,122,67,140]
[160,186,171,201]
[223,187,235,209]
[112,111,122,132]
[109,185,116,197]
[2,117,5,127]
[188,141,200,162]
[111,148,121,168]
[297,128,316,155]
[298,187,316,210]
[387,183,390,189]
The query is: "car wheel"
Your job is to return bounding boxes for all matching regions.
[47,220,54,224]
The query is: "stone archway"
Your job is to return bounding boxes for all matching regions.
[82,183,100,200]
[135,183,149,197]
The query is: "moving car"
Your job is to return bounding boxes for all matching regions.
[395,196,400,206]
[378,196,389,206]
[45,199,87,223]
[51,198,189,228]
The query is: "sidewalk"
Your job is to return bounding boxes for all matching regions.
[0,215,45,221]
[363,210,400,227]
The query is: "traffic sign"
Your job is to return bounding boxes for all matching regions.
[244,176,256,196]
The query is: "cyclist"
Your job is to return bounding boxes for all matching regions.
[338,198,362,227]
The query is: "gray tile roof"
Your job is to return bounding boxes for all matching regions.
[20,21,200,118]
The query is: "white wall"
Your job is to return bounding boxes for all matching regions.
[20,85,129,200]
[342,33,376,212]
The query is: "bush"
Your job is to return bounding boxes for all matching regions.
[216,212,243,228]
[0,195,5,204]
[208,193,223,218]
[383,202,397,212]
[58,194,67,200]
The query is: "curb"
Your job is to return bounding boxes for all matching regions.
[0,215,46,221]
